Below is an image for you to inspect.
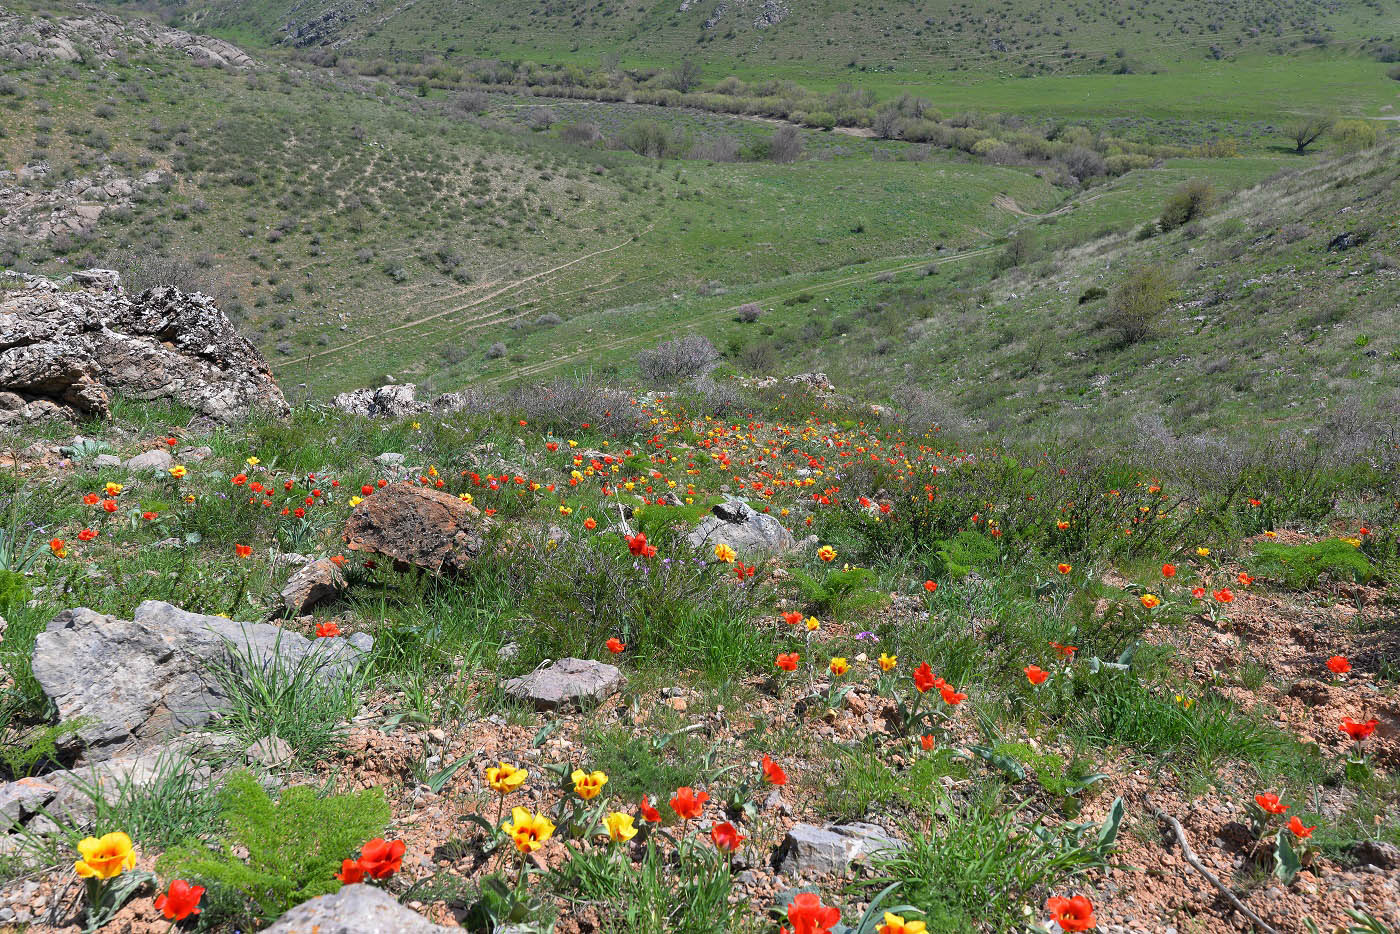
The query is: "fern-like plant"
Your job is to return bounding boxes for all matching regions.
[157,770,389,925]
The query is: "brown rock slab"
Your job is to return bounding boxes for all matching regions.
[343,482,486,574]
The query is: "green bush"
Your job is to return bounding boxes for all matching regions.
[790,565,884,616]
[1158,178,1214,232]
[158,770,390,926]
[1248,539,1375,589]
[931,530,999,580]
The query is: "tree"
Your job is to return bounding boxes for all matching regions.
[1286,115,1334,154]
[668,57,702,93]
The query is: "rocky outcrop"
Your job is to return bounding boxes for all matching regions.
[343,482,487,574]
[0,271,288,425]
[0,165,166,242]
[330,383,423,418]
[30,601,368,763]
[330,382,487,418]
[685,499,795,556]
[503,658,624,711]
[0,8,255,68]
[263,884,455,933]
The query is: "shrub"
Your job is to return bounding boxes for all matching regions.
[1063,146,1106,183]
[770,126,803,163]
[1104,264,1175,345]
[158,770,390,927]
[451,89,489,114]
[1332,119,1378,152]
[1248,539,1375,589]
[1159,179,1214,232]
[736,302,761,323]
[931,530,999,579]
[560,121,601,145]
[618,120,686,158]
[527,107,557,131]
[636,335,720,384]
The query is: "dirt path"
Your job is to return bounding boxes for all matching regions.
[489,244,998,385]
[298,226,651,364]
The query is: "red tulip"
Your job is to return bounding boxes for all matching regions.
[761,755,787,786]
[154,879,204,921]
[1046,894,1095,932]
[669,786,708,820]
[710,822,745,852]
[1024,665,1049,686]
[784,892,840,934]
[912,662,937,693]
[335,858,365,883]
[1254,792,1288,815]
[1326,655,1350,675]
[1340,717,1378,741]
[357,838,405,879]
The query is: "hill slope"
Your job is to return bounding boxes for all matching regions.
[119,0,1398,77]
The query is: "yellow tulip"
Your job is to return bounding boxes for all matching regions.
[74,832,136,880]
[486,762,527,794]
[571,769,608,800]
[877,912,927,934]
[503,807,555,854]
[713,543,737,563]
[878,653,898,672]
[602,812,637,843]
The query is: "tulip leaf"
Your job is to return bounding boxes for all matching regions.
[1096,797,1125,852]
[1274,828,1301,884]
[532,719,561,748]
[425,754,473,794]
[969,744,1027,781]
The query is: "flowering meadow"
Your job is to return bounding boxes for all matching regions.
[0,384,1397,933]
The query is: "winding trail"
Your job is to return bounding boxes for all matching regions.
[488,243,999,386]
[299,225,651,364]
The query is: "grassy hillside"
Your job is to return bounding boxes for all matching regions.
[442,142,1399,438]
[123,0,1398,77]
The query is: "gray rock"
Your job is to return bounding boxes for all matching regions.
[280,557,347,614]
[1351,839,1400,870]
[685,498,795,556]
[373,452,406,467]
[91,454,121,468]
[503,657,624,711]
[262,883,454,933]
[0,777,59,827]
[123,448,174,473]
[31,600,368,762]
[0,271,287,425]
[774,822,903,876]
[247,735,294,769]
[332,384,424,419]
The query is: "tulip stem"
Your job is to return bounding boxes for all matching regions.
[1154,806,1279,934]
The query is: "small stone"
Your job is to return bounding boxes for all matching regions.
[247,736,294,769]
[374,452,406,467]
[262,883,454,933]
[123,448,174,473]
[503,658,624,711]
[280,557,347,615]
